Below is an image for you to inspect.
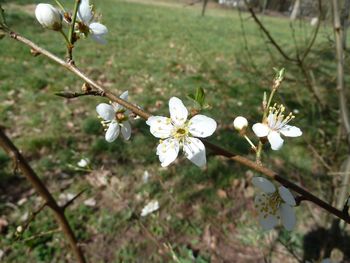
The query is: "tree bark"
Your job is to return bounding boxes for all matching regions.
[341,0,350,49]
[290,0,301,20]
[202,0,209,16]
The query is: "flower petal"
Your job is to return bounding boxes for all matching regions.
[91,34,107,45]
[252,123,269,137]
[78,0,93,24]
[156,138,179,167]
[112,91,128,112]
[119,90,128,101]
[146,116,173,139]
[96,103,115,121]
[252,177,276,193]
[121,121,131,140]
[267,131,284,150]
[169,97,188,126]
[258,214,278,231]
[280,125,302,137]
[188,115,217,138]
[105,122,120,142]
[89,22,108,36]
[279,203,296,231]
[278,186,296,206]
[183,137,206,167]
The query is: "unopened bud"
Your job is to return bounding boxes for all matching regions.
[82,83,92,93]
[35,4,62,31]
[233,116,248,131]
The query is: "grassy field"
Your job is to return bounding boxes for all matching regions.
[0,0,348,262]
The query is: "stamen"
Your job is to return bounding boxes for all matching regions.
[268,104,295,130]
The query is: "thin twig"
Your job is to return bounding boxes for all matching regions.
[16,202,47,239]
[244,2,297,63]
[300,0,323,62]
[67,0,81,60]
[62,188,87,211]
[20,228,61,243]
[55,90,103,99]
[245,3,325,107]
[0,129,86,263]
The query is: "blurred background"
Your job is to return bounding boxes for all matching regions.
[0,0,350,262]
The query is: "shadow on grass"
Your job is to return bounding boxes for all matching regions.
[303,220,350,262]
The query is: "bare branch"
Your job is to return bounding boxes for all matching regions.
[55,90,103,99]
[16,202,47,240]
[0,129,86,263]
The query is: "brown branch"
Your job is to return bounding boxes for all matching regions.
[0,129,86,263]
[203,141,350,223]
[245,4,297,63]
[6,31,350,224]
[55,90,103,99]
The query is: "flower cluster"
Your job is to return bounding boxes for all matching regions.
[96,91,131,142]
[35,0,107,44]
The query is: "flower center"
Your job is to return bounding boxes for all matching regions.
[77,21,90,36]
[256,192,282,218]
[173,125,189,141]
[267,104,295,130]
[116,111,128,122]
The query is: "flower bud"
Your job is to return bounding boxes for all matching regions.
[35,4,62,31]
[233,116,248,131]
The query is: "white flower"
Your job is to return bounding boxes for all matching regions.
[233,116,248,131]
[35,3,62,31]
[141,200,159,217]
[252,104,302,150]
[252,177,296,231]
[77,158,89,168]
[146,97,217,167]
[77,0,108,44]
[96,91,131,142]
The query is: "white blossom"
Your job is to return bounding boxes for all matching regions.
[77,0,108,44]
[141,200,159,217]
[233,116,248,131]
[96,91,131,142]
[252,104,302,150]
[35,3,62,31]
[252,177,296,231]
[146,97,217,167]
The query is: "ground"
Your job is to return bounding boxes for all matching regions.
[0,0,348,262]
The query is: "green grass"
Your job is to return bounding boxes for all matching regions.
[0,0,348,262]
